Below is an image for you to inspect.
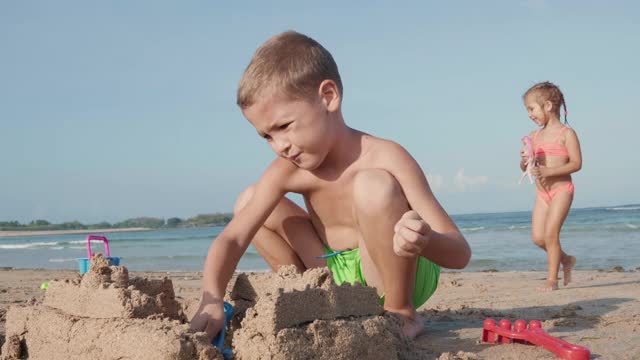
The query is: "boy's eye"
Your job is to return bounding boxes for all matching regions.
[263,134,272,141]
[279,122,291,130]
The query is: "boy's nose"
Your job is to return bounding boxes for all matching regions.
[273,139,291,155]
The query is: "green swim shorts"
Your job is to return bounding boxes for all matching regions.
[323,246,440,308]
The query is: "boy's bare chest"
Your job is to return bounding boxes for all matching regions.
[303,172,358,227]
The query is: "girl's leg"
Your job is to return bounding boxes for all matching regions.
[531,196,548,250]
[543,190,574,289]
[532,197,557,291]
[234,185,326,272]
[532,195,572,290]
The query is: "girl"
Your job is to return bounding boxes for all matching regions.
[520,82,582,291]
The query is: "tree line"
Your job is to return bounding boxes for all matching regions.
[0,213,233,231]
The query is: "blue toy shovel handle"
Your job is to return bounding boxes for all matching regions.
[212,301,234,359]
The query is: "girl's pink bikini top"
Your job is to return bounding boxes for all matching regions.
[532,126,570,157]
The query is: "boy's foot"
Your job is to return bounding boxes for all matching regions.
[562,256,576,286]
[537,280,559,292]
[401,314,426,339]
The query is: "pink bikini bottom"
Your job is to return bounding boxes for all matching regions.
[537,182,575,205]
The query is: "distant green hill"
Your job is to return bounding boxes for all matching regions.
[0,213,234,231]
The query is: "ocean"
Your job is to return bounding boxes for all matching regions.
[1,205,638,273]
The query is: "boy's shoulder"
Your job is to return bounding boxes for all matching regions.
[364,134,411,157]
[359,134,417,169]
[357,132,400,151]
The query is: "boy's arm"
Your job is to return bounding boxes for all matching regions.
[538,129,582,177]
[384,143,471,269]
[193,159,292,338]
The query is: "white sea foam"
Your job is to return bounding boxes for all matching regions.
[0,242,59,249]
[461,226,485,232]
[606,206,640,211]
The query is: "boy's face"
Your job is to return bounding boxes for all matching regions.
[243,86,339,170]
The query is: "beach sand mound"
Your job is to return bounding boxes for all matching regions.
[223,265,434,360]
[0,255,221,360]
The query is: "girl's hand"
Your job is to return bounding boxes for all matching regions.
[520,148,529,166]
[393,210,431,258]
[531,165,550,178]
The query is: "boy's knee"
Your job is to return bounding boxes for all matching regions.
[234,184,256,215]
[353,169,405,215]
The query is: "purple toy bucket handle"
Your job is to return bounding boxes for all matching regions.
[86,235,110,258]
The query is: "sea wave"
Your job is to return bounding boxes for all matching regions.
[564,223,640,232]
[461,226,485,232]
[508,225,531,230]
[606,206,640,211]
[0,241,59,249]
[48,258,76,263]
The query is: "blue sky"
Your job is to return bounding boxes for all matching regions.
[1,1,638,223]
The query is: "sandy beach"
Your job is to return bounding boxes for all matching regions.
[1,267,638,359]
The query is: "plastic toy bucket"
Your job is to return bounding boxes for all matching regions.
[212,301,234,358]
[77,235,121,274]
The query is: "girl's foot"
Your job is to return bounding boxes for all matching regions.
[562,256,576,286]
[538,279,559,292]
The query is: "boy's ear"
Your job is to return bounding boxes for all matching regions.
[318,80,340,112]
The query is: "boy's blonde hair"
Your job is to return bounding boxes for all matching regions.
[523,81,568,124]
[237,31,343,109]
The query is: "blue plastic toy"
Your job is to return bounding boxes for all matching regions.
[77,235,121,274]
[212,301,234,358]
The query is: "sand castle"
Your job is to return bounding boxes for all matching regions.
[0,255,221,360]
[217,265,426,360]
[2,257,425,359]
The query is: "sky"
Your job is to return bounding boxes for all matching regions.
[1,1,638,224]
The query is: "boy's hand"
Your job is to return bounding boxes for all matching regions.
[190,298,225,342]
[393,210,431,258]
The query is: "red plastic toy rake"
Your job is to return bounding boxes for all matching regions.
[482,318,590,360]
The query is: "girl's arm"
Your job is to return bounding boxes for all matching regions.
[543,129,582,177]
[520,131,535,171]
[520,151,528,171]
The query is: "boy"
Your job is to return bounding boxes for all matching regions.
[190,30,471,340]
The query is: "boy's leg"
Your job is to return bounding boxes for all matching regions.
[351,169,421,337]
[234,185,326,272]
[545,191,574,287]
